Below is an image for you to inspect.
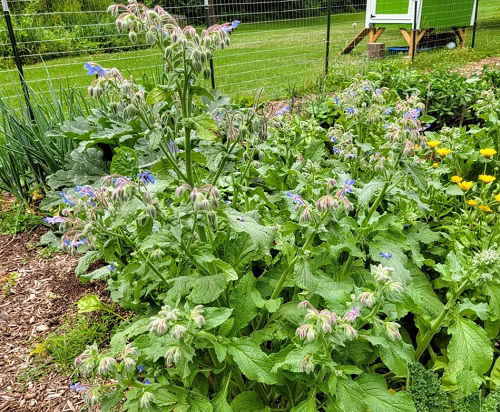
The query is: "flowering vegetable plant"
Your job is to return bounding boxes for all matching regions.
[41,3,500,410]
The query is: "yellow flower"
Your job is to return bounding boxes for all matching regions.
[414,144,419,151]
[436,148,452,157]
[480,148,497,158]
[427,140,440,148]
[451,176,463,183]
[495,194,500,202]
[458,181,474,191]
[478,205,493,212]
[432,162,439,168]
[467,199,478,206]
[478,174,496,184]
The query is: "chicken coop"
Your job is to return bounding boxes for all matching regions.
[342,0,479,56]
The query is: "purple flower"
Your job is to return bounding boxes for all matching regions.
[374,88,383,96]
[286,192,305,205]
[231,20,240,29]
[343,306,361,322]
[340,178,355,196]
[330,136,337,143]
[137,365,145,373]
[333,96,340,105]
[144,379,151,385]
[379,252,393,260]
[59,192,75,206]
[64,238,87,248]
[276,106,290,116]
[138,171,155,185]
[384,107,394,115]
[84,62,106,77]
[75,185,95,198]
[43,216,66,225]
[345,108,356,115]
[70,382,89,392]
[346,153,357,159]
[168,140,176,154]
[332,147,341,154]
[108,264,116,271]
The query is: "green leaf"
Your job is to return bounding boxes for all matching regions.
[356,373,416,412]
[365,335,415,376]
[489,357,500,387]
[227,338,281,385]
[146,85,174,105]
[188,274,227,304]
[110,146,139,177]
[204,307,233,330]
[251,290,282,313]
[291,392,317,412]
[75,250,103,277]
[335,377,366,412]
[212,259,238,281]
[230,391,265,412]
[229,273,259,332]
[77,295,107,314]
[448,317,493,375]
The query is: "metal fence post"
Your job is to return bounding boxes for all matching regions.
[1,0,34,120]
[411,0,418,61]
[204,0,216,89]
[471,0,480,48]
[325,0,332,74]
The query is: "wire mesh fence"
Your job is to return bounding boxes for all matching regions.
[0,0,499,109]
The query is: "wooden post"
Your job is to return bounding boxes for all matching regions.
[341,27,370,54]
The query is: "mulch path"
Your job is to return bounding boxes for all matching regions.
[0,227,106,411]
[453,56,500,77]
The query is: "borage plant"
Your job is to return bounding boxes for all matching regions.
[42,3,500,411]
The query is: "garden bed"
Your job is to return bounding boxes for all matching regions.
[0,228,104,411]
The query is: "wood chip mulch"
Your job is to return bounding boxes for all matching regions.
[0,227,106,412]
[453,56,500,77]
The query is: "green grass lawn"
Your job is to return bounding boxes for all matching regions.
[0,0,499,104]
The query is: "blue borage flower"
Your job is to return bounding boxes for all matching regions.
[84,62,107,77]
[108,264,116,271]
[138,171,155,185]
[345,107,356,115]
[75,185,96,198]
[137,364,145,373]
[340,178,355,195]
[332,147,341,154]
[380,252,393,260]
[59,192,75,206]
[333,96,340,105]
[384,107,394,115]
[64,238,87,248]
[69,382,89,392]
[43,216,66,225]
[286,192,305,206]
[144,379,151,385]
[403,107,422,120]
[276,106,290,117]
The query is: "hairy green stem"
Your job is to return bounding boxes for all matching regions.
[414,279,469,360]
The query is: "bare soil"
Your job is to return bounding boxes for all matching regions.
[0,227,105,411]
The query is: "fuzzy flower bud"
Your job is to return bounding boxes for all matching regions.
[98,356,116,376]
[299,354,315,374]
[358,291,376,308]
[176,183,191,197]
[296,324,316,342]
[371,264,394,283]
[387,281,404,293]
[148,318,168,334]
[343,306,361,322]
[340,323,358,339]
[300,206,311,222]
[170,324,187,340]
[385,322,402,341]
[319,309,337,333]
[139,391,155,409]
[316,195,338,212]
[190,305,205,328]
[165,346,182,367]
[123,357,136,370]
